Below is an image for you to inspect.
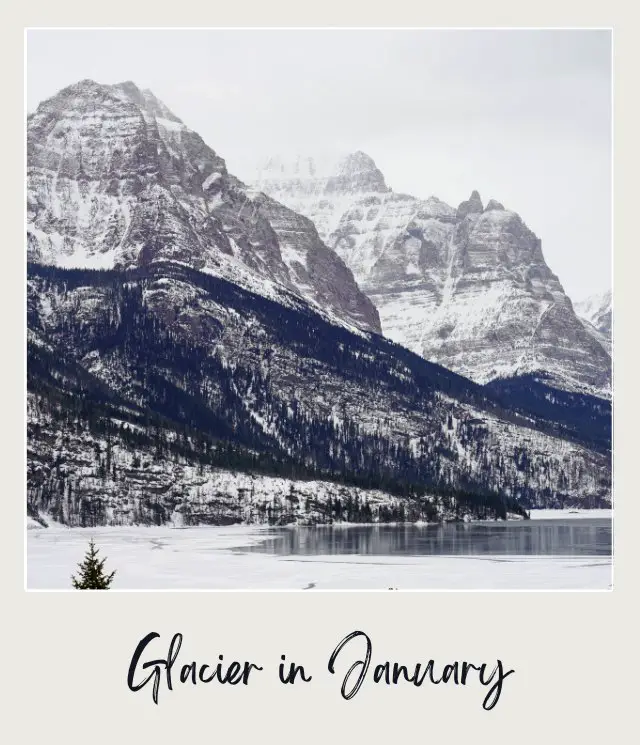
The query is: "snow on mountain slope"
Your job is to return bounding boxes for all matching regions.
[251,154,611,397]
[27,80,380,335]
[575,290,612,345]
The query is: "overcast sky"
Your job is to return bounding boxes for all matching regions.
[27,29,611,301]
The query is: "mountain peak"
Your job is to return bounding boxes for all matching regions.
[114,79,142,94]
[59,78,106,97]
[326,151,388,194]
[484,199,505,212]
[74,78,101,87]
[339,150,378,170]
[27,80,381,336]
[456,190,484,219]
[575,290,612,341]
[112,81,183,123]
[39,79,183,127]
[252,151,389,196]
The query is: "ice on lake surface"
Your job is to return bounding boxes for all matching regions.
[236,518,612,558]
[27,515,612,590]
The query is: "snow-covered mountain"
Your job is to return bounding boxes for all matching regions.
[27,81,380,335]
[251,153,611,398]
[575,290,612,345]
[26,82,611,527]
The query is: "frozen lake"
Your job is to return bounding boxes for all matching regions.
[236,518,612,558]
[27,511,612,591]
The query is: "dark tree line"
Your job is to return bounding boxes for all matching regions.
[25,262,611,525]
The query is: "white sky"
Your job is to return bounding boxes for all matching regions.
[26,29,611,301]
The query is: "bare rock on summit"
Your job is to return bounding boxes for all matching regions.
[325,151,390,195]
[456,190,484,219]
[484,199,505,212]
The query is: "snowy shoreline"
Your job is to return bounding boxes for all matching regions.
[27,506,612,533]
[527,508,612,520]
[27,520,612,591]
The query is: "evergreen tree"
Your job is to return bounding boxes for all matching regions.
[71,539,116,589]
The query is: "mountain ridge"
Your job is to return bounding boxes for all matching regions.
[251,153,611,398]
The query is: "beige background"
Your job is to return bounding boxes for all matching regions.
[3,2,637,742]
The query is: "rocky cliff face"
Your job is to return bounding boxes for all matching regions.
[27,81,380,334]
[252,155,611,397]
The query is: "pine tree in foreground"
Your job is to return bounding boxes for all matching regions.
[71,538,116,590]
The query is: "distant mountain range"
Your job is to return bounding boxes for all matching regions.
[575,290,612,348]
[252,153,611,398]
[25,81,611,527]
